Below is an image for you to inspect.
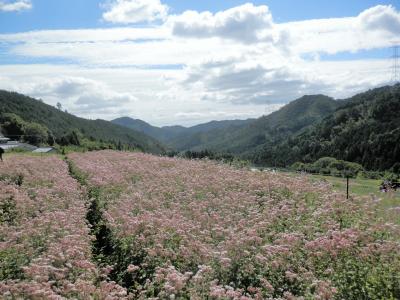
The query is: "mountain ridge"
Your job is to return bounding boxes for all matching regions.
[252,84,400,171]
[111,117,254,144]
[167,94,341,153]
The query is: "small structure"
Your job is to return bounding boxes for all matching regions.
[0,132,39,151]
[0,133,10,144]
[32,147,57,154]
[1,141,37,151]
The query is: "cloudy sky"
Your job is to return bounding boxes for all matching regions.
[0,0,399,126]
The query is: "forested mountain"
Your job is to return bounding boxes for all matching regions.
[169,94,342,153]
[253,84,400,171]
[111,117,254,144]
[114,95,337,153]
[0,90,165,153]
[112,117,186,142]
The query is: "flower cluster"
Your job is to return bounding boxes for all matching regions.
[68,150,400,299]
[0,155,126,299]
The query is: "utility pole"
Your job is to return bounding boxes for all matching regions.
[391,45,400,83]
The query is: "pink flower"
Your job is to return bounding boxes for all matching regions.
[127,264,140,273]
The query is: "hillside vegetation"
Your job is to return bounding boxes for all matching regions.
[0,90,164,153]
[114,95,339,154]
[179,94,341,154]
[253,84,400,171]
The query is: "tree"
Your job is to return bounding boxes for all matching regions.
[56,102,63,110]
[0,113,25,138]
[47,132,56,146]
[23,122,49,146]
[58,130,81,146]
[117,140,123,151]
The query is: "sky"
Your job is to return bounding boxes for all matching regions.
[0,0,399,126]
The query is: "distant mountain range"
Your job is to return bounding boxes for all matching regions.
[112,94,341,153]
[114,84,400,172]
[111,117,254,148]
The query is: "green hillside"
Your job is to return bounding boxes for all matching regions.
[0,90,165,154]
[254,84,400,171]
[112,117,187,143]
[172,94,341,154]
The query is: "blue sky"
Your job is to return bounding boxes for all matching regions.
[1,0,398,32]
[0,0,399,125]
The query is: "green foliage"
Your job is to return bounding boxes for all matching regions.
[59,130,81,146]
[291,157,364,178]
[0,113,25,137]
[65,159,88,186]
[0,195,18,225]
[0,247,30,281]
[23,122,49,146]
[0,113,49,146]
[161,95,340,155]
[0,90,165,153]
[0,173,24,186]
[181,149,234,162]
[253,84,400,172]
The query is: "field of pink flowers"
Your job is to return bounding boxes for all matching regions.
[0,155,127,299]
[68,150,400,299]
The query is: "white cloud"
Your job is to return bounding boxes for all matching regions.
[358,5,400,35]
[279,5,400,55]
[0,64,278,125]
[7,38,249,67]
[102,0,168,24]
[1,5,398,64]
[25,77,137,115]
[0,0,31,12]
[0,4,398,125]
[0,27,169,43]
[168,3,274,43]
[181,54,332,104]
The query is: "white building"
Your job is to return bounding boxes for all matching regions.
[32,147,57,154]
[0,133,10,144]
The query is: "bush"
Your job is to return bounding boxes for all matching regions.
[292,157,365,178]
[313,157,337,170]
[291,162,306,172]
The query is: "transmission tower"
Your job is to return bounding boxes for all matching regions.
[391,45,400,83]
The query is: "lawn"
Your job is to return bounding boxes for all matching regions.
[310,174,400,224]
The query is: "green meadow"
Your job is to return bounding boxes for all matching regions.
[311,174,400,224]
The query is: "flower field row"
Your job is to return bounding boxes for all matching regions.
[69,150,400,299]
[0,155,126,299]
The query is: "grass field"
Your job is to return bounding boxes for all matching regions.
[310,174,400,224]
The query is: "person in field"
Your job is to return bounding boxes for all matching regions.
[0,146,4,162]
